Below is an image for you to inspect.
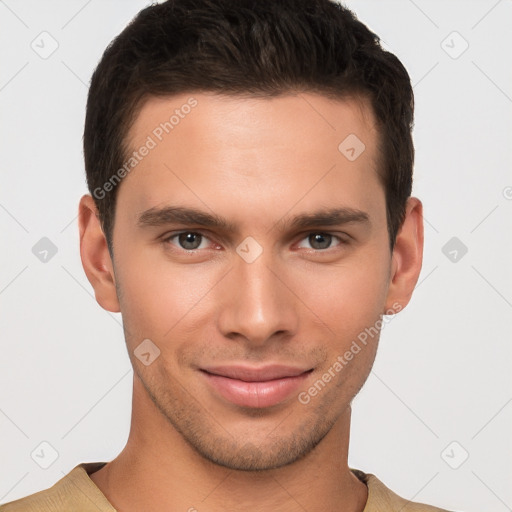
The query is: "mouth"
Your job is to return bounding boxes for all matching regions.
[200,364,314,408]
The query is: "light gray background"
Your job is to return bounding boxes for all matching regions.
[1,1,511,510]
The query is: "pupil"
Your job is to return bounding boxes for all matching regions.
[180,233,201,249]
[311,233,331,250]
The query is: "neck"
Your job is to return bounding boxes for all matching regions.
[90,375,368,512]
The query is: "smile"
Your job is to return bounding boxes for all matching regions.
[200,365,313,408]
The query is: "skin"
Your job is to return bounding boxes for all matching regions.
[79,92,423,512]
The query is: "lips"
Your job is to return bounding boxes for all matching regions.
[200,364,313,408]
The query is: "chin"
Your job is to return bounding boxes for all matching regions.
[137,361,343,472]
[187,433,325,472]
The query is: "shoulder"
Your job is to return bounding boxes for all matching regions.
[0,463,115,512]
[351,469,454,512]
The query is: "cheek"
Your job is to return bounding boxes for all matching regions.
[298,257,389,402]
[114,248,223,343]
[290,249,390,335]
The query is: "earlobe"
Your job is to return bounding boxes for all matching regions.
[384,197,424,313]
[78,194,121,313]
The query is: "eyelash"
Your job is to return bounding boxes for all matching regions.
[161,231,350,253]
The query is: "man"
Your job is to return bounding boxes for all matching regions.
[0,0,452,510]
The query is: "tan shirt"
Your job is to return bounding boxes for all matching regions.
[0,463,451,511]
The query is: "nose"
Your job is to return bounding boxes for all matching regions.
[217,250,299,346]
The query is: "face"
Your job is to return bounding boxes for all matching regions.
[94,92,403,471]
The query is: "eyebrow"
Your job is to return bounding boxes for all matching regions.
[282,207,370,231]
[137,206,237,231]
[137,205,370,233]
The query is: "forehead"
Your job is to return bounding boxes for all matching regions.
[117,92,383,229]
[127,91,378,158]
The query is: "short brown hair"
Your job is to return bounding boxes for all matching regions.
[84,0,414,254]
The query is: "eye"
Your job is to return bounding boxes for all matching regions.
[296,232,345,251]
[164,232,211,251]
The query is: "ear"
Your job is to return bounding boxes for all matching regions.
[384,196,424,313]
[78,194,120,313]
